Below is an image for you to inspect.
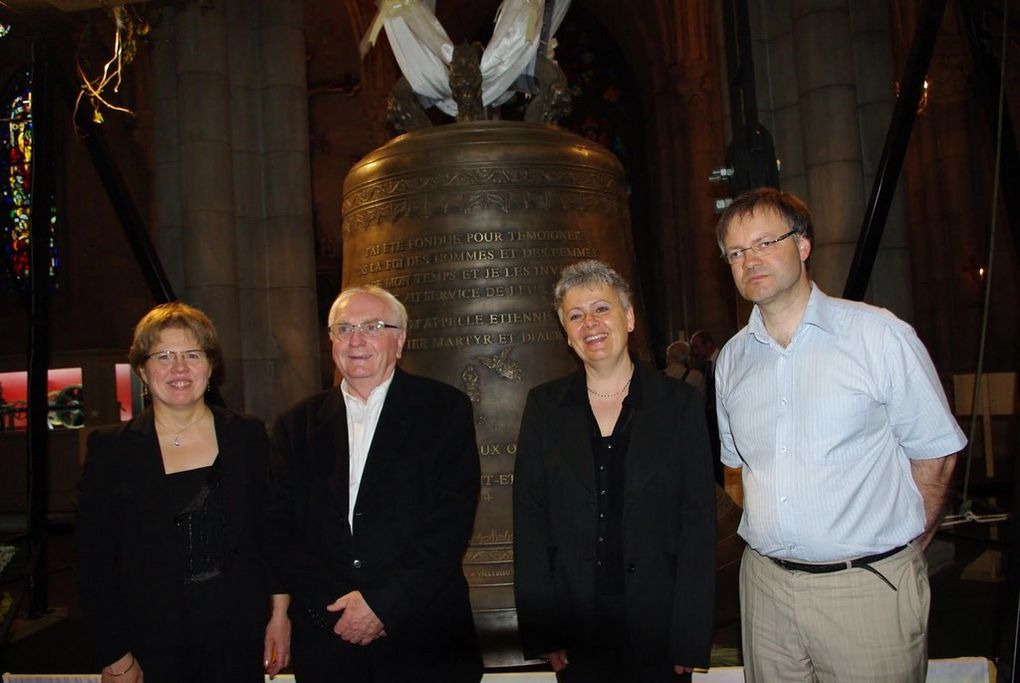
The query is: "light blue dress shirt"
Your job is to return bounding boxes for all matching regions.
[716,284,966,562]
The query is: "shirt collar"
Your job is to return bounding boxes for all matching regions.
[341,370,396,407]
[746,282,835,346]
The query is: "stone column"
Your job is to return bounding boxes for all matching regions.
[173,2,244,407]
[151,9,184,291]
[791,0,865,296]
[748,0,913,316]
[151,2,320,419]
[257,0,321,416]
[659,0,734,344]
[752,0,808,199]
[225,0,270,417]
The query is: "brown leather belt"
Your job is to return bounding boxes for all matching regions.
[769,544,908,574]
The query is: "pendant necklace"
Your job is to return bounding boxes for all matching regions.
[156,410,208,447]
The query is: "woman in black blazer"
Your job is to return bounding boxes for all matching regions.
[513,260,717,682]
[75,302,290,682]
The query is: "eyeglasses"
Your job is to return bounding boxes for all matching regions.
[722,230,798,265]
[328,320,402,341]
[148,349,208,365]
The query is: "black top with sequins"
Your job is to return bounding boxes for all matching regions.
[167,457,227,585]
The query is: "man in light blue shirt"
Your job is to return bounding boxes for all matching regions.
[714,188,965,682]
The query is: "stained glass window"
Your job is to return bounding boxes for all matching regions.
[1,70,58,293]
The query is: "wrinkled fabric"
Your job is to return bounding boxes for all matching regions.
[361,0,572,116]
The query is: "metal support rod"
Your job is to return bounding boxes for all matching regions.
[74,119,177,303]
[843,0,947,300]
[26,37,55,618]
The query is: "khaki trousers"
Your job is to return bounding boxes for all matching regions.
[740,544,929,682]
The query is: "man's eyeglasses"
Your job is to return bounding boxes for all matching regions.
[148,349,208,365]
[328,320,402,341]
[722,230,798,265]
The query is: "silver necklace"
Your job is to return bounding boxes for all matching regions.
[155,410,207,447]
[587,378,631,400]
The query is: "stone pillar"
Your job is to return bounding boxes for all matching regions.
[152,10,184,291]
[151,1,321,419]
[658,0,733,344]
[257,0,321,416]
[749,0,913,316]
[751,0,808,199]
[225,0,269,417]
[173,3,244,406]
[791,0,865,296]
[648,76,689,341]
[670,59,734,341]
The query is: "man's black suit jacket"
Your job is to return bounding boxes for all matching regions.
[74,405,274,679]
[513,362,716,669]
[265,368,482,682]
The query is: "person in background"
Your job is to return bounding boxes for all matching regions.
[514,260,716,682]
[265,285,482,683]
[75,302,290,683]
[690,329,722,484]
[664,339,706,393]
[714,188,964,681]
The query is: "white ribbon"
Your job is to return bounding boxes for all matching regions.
[360,0,572,116]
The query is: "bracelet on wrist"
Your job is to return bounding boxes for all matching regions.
[105,654,135,677]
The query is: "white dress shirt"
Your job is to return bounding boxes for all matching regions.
[340,372,395,532]
[716,284,966,562]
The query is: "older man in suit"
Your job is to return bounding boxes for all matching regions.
[265,285,482,683]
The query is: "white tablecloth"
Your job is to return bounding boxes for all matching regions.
[2,657,996,682]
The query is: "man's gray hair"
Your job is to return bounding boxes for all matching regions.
[329,285,409,329]
[553,260,633,322]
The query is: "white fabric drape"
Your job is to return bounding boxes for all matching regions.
[480,0,570,107]
[360,0,455,112]
[360,0,572,116]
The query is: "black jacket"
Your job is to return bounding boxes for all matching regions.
[264,368,482,682]
[513,363,716,668]
[74,405,275,677]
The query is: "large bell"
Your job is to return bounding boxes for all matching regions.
[342,121,650,666]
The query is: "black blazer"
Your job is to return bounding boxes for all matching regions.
[74,405,274,674]
[264,368,482,681]
[513,363,716,668]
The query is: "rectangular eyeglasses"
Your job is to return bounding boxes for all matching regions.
[328,320,402,341]
[148,349,207,365]
[722,229,797,264]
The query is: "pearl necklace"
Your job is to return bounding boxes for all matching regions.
[155,410,208,447]
[587,378,631,400]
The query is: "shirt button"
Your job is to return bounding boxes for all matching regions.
[598,536,604,542]
[599,513,605,519]
[607,444,613,449]
[780,497,788,503]
[352,559,362,569]
[780,447,787,453]
[599,465,605,471]
[600,489,607,496]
